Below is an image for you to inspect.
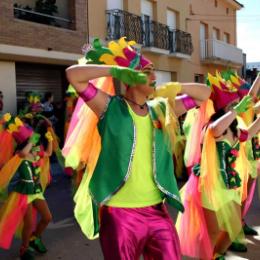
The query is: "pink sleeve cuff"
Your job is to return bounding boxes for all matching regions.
[180,94,197,110]
[78,82,98,103]
[239,129,249,142]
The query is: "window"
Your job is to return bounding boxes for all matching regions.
[226,8,229,15]
[155,71,172,85]
[194,74,204,83]
[13,0,73,29]
[141,0,153,19]
[223,32,230,43]
[213,27,220,40]
[167,10,177,30]
[200,23,207,41]
[141,0,154,46]
[107,0,123,10]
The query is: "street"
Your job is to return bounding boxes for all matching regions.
[0,163,260,260]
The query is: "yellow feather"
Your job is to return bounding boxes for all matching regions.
[99,54,117,65]
[208,73,221,89]
[230,74,240,86]
[14,117,23,127]
[108,41,125,58]
[3,113,11,122]
[8,123,18,133]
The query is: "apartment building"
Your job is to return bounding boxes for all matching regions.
[0,0,87,114]
[0,0,243,113]
[89,0,193,85]
[88,0,243,85]
[186,0,244,82]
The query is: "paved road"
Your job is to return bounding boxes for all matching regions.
[0,163,259,259]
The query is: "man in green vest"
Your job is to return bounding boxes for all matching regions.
[66,37,211,260]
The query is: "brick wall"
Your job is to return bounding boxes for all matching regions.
[0,0,88,54]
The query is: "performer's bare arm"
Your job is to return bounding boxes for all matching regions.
[19,142,34,158]
[44,138,53,157]
[175,83,211,117]
[209,96,252,138]
[66,65,112,117]
[249,74,260,98]
[247,116,260,140]
[209,110,237,138]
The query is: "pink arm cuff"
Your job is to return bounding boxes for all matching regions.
[78,82,98,102]
[239,129,249,142]
[181,94,197,110]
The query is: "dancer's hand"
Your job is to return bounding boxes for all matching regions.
[45,131,53,142]
[109,66,147,86]
[153,82,182,98]
[29,132,41,145]
[233,95,252,114]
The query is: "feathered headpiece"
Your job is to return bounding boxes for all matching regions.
[207,72,240,111]
[221,70,251,99]
[85,37,152,70]
[2,113,33,144]
[25,91,42,113]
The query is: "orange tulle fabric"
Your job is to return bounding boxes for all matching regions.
[63,76,115,175]
[0,155,22,190]
[0,192,28,249]
[176,101,215,259]
[184,100,215,168]
[0,131,14,169]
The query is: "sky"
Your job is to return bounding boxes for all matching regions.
[237,0,260,62]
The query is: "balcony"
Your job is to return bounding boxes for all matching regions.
[13,1,73,30]
[106,9,193,58]
[200,39,243,66]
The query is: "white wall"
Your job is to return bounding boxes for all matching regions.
[107,0,123,10]
[0,61,17,114]
[155,70,171,86]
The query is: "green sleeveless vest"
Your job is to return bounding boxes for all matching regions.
[89,96,184,212]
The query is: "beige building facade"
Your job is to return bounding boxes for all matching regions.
[0,0,87,114]
[186,0,243,82]
[0,0,243,114]
[89,0,243,83]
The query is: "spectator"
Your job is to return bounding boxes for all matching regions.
[42,92,57,126]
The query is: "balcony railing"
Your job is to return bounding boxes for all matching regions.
[13,7,73,29]
[106,9,193,56]
[169,29,193,55]
[106,9,143,44]
[200,38,243,65]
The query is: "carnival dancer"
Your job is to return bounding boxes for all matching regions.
[176,71,260,260]
[0,114,53,260]
[220,71,260,252]
[64,37,211,260]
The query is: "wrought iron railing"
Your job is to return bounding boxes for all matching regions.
[106,9,193,56]
[169,29,193,55]
[106,9,143,44]
[13,7,73,29]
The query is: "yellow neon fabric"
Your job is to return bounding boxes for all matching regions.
[106,104,163,207]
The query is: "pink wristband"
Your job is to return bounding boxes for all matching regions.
[79,82,98,102]
[181,94,197,110]
[239,129,249,142]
